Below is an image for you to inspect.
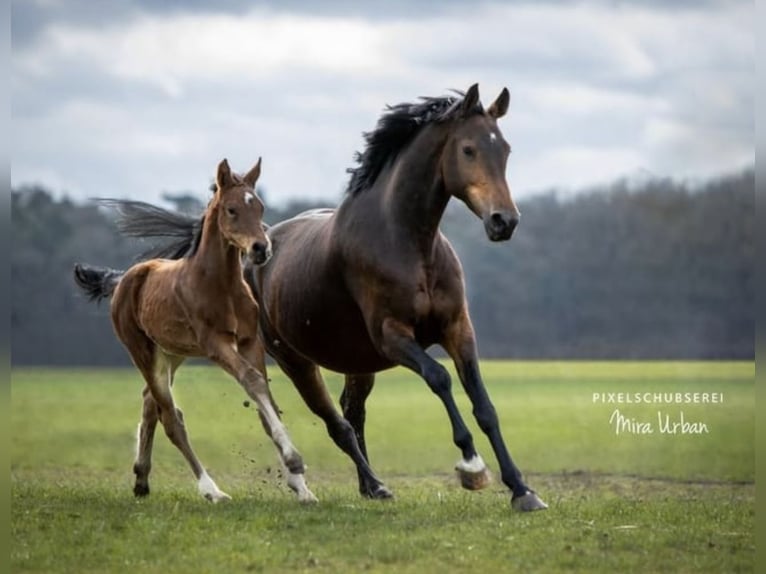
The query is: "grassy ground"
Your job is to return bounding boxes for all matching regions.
[11,362,754,573]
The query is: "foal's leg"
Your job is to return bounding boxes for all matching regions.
[132,386,158,496]
[133,356,185,496]
[276,353,391,499]
[443,313,547,512]
[141,350,230,502]
[340,374,377,496]
[236,339,317,503]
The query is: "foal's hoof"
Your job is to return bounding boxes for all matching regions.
[455,456,491,491]
[203,490,232,504]
[511,490,548,512]
[133,483,150,497]
[298,491,319,504]
[198,473,231,503]
[363,484,394,500]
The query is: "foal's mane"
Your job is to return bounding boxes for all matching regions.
[345,90,483,196]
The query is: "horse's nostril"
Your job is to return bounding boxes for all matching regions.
[251,241,271,264]
[486,212,520,241]
[490,212,518,231]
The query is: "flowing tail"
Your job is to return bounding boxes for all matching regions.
[73,263,124,303]
[95,198,203,260]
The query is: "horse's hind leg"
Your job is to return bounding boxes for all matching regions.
[340,374,377,496]
[278,355,391,500]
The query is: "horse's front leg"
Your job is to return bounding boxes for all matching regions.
[443,313,548,512]
[377,318,483,478]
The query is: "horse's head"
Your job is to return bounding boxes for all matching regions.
[441,84,519,242]
[214,158,271,265]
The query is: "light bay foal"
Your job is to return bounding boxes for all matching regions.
[73,158,316,503]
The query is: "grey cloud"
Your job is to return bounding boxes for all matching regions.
[10,0,754,206]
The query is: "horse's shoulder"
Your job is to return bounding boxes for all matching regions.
[433,233,463,273]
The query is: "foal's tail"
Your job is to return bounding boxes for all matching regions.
[96,198,203,260]
[73,263,124,303]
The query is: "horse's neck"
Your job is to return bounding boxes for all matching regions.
[189,207,242,284]
[344,127,450,259]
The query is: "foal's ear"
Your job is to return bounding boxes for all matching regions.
[488,88,510,119]
[216,158,233,190]
[461,83,480,116]
[243,157,262,188]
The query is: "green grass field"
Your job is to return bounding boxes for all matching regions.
[11,361,754,573]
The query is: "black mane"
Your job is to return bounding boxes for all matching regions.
[345,91,482,196]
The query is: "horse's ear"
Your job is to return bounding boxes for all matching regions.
[461,83,480,116]
[488,88,510,119]
[216,158,233,191]
[243,157,262,188]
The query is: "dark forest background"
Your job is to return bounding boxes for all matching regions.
[11,168,753,365]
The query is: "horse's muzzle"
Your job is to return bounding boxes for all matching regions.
[250,241,272,265]
[484,211,519,242]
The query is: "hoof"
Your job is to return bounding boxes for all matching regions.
[198,472,231,503]
[362,484,394,500]
[203,490,232,504]
[133,483,150,497]
[455,455,491,491]
[511,490,548,512]
[287,472,318,504]
[298,492,319,504]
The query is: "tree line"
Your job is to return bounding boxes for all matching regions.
[11,168,753,365]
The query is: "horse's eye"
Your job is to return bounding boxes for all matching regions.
[462,145,476,158]
[226,207,237,217]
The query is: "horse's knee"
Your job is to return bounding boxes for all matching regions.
[424,363,451,395]
[474,404,499,433]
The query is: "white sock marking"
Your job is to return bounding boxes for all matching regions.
[198,471,230,502]
[456,454,487,474]
[286,470,318,503]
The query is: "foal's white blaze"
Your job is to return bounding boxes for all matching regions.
[455,454,487,474]
[198,471,231,503]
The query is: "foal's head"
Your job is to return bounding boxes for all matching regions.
[213,158,271,265]
[441,84,520,241]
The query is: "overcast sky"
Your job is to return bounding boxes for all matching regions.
[11,0,754,207]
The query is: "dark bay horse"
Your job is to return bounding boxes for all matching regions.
[73,158,317,503]
[108,85,546,511]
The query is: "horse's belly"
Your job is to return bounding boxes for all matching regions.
[298,325,391,374]
[268,298,392,374]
